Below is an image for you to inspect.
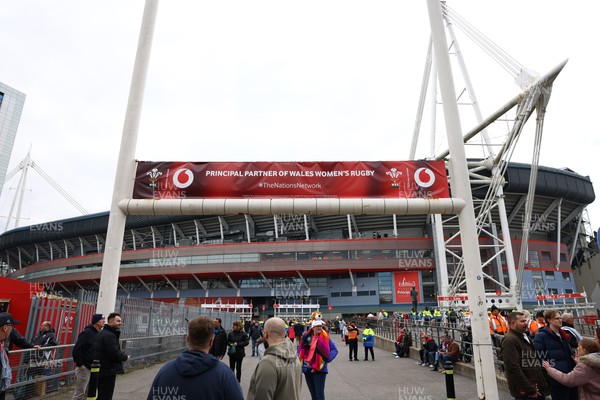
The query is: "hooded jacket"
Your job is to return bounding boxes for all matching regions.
[545,352,600,400]
[247,338,302,400]
[147,350,244,400]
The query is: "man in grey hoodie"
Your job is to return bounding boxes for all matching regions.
[247,317,302,400]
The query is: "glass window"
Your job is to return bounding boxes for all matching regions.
[356,272,375,278]
[541,251,552,260]
[528,251,540,267]
[340,291,353,297]
[560,253,567,262]
[544,271,555,280]
[422,284,436,303]
[562,272,571,282]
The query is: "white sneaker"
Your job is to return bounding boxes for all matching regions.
[392,352,397,356]
[429,365,434,368]
[395,355,400,358]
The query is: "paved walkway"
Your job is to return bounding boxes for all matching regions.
[87,335,512,399]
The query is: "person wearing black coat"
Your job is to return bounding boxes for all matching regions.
[93,313,129,400]
[209,318,228,360]
[7,328,35,351]
[227,320,249,382]
[28,321,58,376]
[293,321,305,344]
[72,314,105,400]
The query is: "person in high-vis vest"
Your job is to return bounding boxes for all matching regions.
[362,323,375,361]
[488,305,508,335]
[346,322,359,361]
[422,308,433,324]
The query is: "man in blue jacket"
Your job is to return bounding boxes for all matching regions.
[72,314,105,400]
[147,316,243,400]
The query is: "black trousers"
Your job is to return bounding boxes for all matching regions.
[229,356,244,382]
[0,390,5,400]
[348,340,358,360]
[97,375,117,400]
[364,347,374,360]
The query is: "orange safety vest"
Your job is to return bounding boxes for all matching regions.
[488,314,508,335]
[347,329,358,340]
[528,320,540,335]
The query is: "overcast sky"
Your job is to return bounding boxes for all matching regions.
[0,1,598,234]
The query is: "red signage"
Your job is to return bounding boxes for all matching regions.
[393,271,421,303]
[437,296,468,301]
[328,305,333,310]
[133,161,449,199]
[536,293,585,300]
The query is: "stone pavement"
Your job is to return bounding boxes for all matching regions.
[89,334,513,399]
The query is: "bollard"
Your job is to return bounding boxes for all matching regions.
[444,361,456,400]
[87,359,101,400]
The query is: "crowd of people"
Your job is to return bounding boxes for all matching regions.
[501,309,600,400]
[2,308,600,400]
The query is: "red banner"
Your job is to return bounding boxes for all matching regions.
[536,293,585,300]
[133,161,449,199]
[393,271,421,303]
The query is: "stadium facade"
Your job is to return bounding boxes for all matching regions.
[0,161,595,316]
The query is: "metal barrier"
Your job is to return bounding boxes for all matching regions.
[353,314,599,373]
[7,335,187,399]
[7,290,242,399]
[353,317,503,370]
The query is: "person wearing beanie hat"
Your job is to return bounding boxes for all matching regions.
[71,314,105,400]
[92,314,105,325]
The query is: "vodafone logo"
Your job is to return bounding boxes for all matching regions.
[172,168,194,189]
[414,167,435,188]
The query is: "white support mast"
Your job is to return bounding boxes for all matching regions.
[96,0,159,314]
[426,2,498,397]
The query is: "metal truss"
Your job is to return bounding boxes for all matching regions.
[411,4,578,310]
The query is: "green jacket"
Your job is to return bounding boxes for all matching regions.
[247,339,302,400]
